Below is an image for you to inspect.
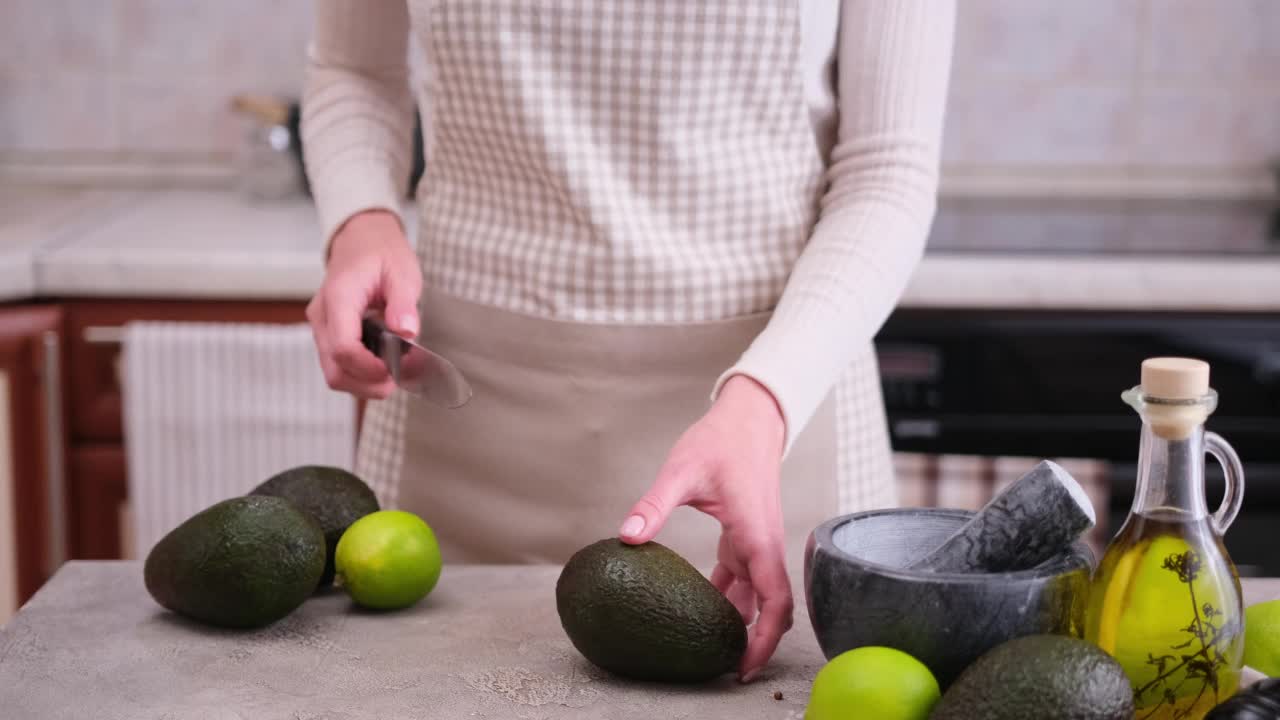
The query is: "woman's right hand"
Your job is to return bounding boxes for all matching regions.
[307,209,423,399]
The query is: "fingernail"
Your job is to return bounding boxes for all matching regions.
[740,669,759,684]
[619,515,645,538]
[399,314,418,336]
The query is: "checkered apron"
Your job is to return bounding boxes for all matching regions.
[356,0,896,566]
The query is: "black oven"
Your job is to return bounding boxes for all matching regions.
[875,309,1280,575]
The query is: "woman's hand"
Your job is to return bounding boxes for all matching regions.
[619,374,791,683]
[307,209,422,399]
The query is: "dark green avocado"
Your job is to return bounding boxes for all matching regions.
[143,495,326,629]
[930,634,1134,720]
[555,539,747,683]
[1206,677,1280,719]
[250,465,380,587]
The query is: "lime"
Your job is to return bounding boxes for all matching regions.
[334,510,442,610]
[1246,599,1280,676]
[805,646,940,720]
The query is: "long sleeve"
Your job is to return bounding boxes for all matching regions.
[302,0,416,247]
[715,0,956,453]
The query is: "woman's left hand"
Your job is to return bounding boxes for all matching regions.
[618,374,791,684]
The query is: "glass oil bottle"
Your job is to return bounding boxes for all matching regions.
[1085,358,1246,720]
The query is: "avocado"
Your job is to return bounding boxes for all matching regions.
[930,634,1134,720]
[143,495,326,629]
[250,465,380,586]
[1206,676,1280,719]
[555,539,747,683]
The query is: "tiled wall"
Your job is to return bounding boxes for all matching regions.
[2,0,1278,175]
[0,0,313,158]
[946,0,1280,172]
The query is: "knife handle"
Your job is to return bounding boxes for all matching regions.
[360,316,386,358]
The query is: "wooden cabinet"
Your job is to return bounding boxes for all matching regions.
[0,305,69,611]
[68,445,127,560]
[5,295,366,589]
[60,299,308,560]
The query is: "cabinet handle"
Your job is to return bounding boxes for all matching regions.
[40,331,67,573]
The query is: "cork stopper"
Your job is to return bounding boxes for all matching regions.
[1134,357,1213,440]
[1141,357,1210,400]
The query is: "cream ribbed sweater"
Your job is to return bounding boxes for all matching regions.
[303,1,955,449]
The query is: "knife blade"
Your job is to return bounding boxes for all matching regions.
[359,315,474,408]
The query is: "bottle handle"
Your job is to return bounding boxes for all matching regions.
[1206,431,1245,535]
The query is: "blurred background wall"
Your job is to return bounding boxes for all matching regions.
[3,0,1277,198]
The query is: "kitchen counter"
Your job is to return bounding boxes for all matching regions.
[1,562,823,720]
[0,188,126,302]
[0,189,328,303]
[2,562,1278,719]
[2,188,1279,310]
[908,253,1280,312]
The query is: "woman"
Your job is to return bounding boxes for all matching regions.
[303,0,954,680]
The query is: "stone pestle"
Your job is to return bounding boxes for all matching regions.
[907,460,1097,574]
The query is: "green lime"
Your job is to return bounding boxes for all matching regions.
[1245,599,1280,676]
[806,646,940,720]
[334,510,442,610]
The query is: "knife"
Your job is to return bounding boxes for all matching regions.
[359,315,474,408]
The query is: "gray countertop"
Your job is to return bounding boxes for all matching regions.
[3,562,1278,719]
[2,188,1280,310]
[0,561,824,720]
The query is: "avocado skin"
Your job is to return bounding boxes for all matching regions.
[930,634,1134,720]
[143,495,326,629]
[555,539,748,683]
[249,465,380,586]
[1206,677,1280,719]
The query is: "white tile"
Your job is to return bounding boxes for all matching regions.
[0,0,117,70]
[902,254,1280,312]
[0,249,37,302]
[117,73,295,155]
[1132,90,1280,168]
[952,0,1141,85]
[938,199,1136,253]
[112,0,311,155]
[1127,201,1272,253]
[115,0,311,81]
[0,72,119,151]
[1143,0,1280,87]
[943,83,1136,166]
[35,190,325,299]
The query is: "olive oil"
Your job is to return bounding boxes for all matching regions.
[1086,508,1243,719]
[1084,358,1247,720]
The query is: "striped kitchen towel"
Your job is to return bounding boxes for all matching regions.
[121,321,356,558]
